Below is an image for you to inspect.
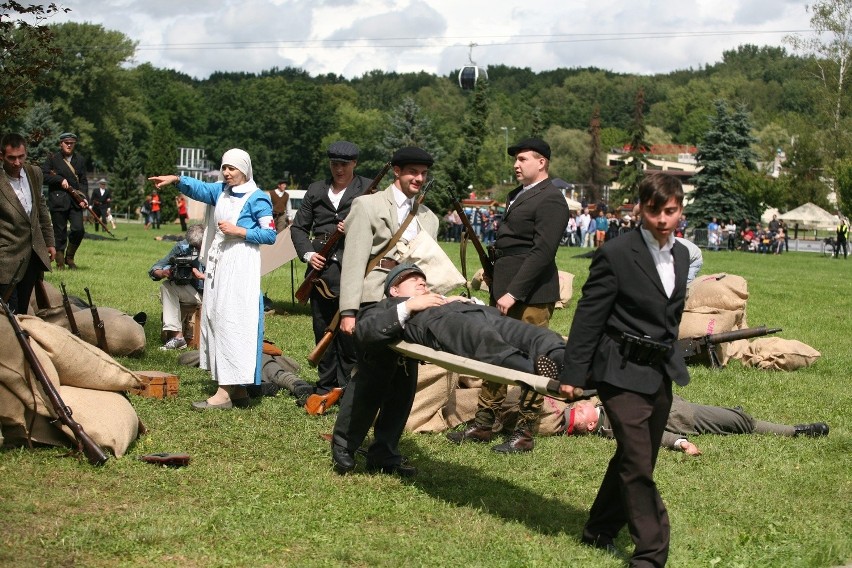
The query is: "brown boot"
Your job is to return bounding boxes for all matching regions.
[446,420,494,444]
[55,252,66,270]
[491,428,534,454]
[65,242,79,269]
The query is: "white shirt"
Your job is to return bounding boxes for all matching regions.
[393,185,419,242]
[507,179,544,210]
[327,185,344,210]
[640,227,676,298]
[6,168,32,216]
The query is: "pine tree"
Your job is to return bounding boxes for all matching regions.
[380,97,443,161]
[584,105,609,203]
[444,78,490,201]
[111,131,142,219]
[615,87,651,204]
[144,118,179,222]
[20,101,60,165]
[688,100,758,224]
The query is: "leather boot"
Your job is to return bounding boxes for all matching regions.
[64,242,80,269]
[794,423,829,437]
[446,420,494,444]
[55,251,65,270]
[491,428,535,454]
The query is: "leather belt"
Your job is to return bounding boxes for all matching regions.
[377,258,399,270]
[489,245,531,260]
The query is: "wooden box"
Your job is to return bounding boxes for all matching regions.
[131,371,179,399]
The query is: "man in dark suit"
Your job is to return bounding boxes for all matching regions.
[1,133,55,313]
[42,132,88,269]
[449,137,569,454]
[560,173,690,566]
[291,141,372,396]
[90,178,111,232]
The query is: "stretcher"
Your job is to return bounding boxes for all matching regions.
[391,340,585,399]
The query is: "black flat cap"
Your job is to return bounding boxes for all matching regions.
[508,137,551,160]
[384,263,426,296]
[59,132,77,141]
[328,141,360,162]
[391,146,434,167]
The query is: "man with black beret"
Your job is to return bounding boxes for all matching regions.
[331,146,439,477]
[42,132,88,269]
[448,137,569,454]
[291,140,372,397]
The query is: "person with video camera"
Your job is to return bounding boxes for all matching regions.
[148,224,205,350]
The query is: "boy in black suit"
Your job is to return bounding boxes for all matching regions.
[560,173,690,566]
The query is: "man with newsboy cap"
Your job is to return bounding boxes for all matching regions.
[448,137,569,454]
[42,132,89,269]
[291,141,373,399]
[331,146,439,477]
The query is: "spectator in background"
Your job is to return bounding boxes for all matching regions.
[150,189,161,229]
[269,180,290,233]
[176,194,189,231]
[578,207,592,248]
[778,219,789,251]
[772,226,785,254]
[90,179,111,232]
[594,209,607,248]
[707,217,721,251]
[141,195,152,229]
[724,218,738,251]
[836,217,849,259]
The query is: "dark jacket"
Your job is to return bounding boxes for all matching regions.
[42,151,88,211]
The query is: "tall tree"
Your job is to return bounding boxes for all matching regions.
[0,2,65,126]
[111,131,143,219]
[144,118,179,222]
[615,87,652,203]
[834,159,852,215]
[688,100,759,223]
[786,0,852,159]
[20,101,59,164]
[584,105,609,200]
[380,97,443,161]
[786,132,831,209]
[444,78,490,202]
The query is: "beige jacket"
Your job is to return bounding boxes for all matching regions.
[0,163,54,286]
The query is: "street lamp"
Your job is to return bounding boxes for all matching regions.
[500,126,515,184]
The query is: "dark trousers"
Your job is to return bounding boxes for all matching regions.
[311,290,356,393]
[584,380,673,568]
[50,207,84,252]
[92,205,106,231]
[179,214,188,231]
[332,349,418,467]
[3,258,43,314]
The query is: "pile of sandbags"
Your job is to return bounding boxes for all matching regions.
[30,282,146,357]
[0,313,143,457]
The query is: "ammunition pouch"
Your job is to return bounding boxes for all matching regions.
[607,330,671,368]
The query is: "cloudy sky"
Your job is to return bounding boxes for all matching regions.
[50,0,811,79]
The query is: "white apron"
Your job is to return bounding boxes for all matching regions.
[200,188,262,385]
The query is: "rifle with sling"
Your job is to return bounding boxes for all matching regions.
[1,296,109,466]
[307,179,435,367]
[450,195,494,281]
[60,282,81,338]
[676,325,782,368]
[84,287,109,352]
[295,161,392,304]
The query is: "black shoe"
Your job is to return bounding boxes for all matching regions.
[794,422,829,437]
[446,420,494,444]
[534,354,560,379]
[491,428,534,454]
[331,444,355,474]
[581,535,627,561]
[366,459,417,478]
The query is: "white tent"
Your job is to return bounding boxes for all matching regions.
[777,202,839,230]
[564,196,582,211]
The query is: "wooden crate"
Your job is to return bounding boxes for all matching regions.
[131,371,179,399]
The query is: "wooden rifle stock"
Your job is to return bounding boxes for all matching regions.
[451,196,494,281]
[294,161,392,304]
[84,287,109,353]
[1,298,109,466]
[60,282,81,337]
[308,312,339,367]
[62,185,117,238]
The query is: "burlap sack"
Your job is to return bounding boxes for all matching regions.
[554,271,574,309]
[739,337,821,371]
[406,364,459,433]
[678,308,741,339]
[0,314,60,418]
[17,315,142,392]
[444,385,481,429]
[56,386,140,457]
[68,306,146,357]
[685,273,749,313]
[0,382,69,448]
[498,387,567,435]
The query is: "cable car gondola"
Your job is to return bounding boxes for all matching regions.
[458,43,488,90]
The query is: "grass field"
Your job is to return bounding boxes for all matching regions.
[1,221,850,567]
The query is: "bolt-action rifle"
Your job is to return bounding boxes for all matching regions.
[84,287,108,353]
[676,326,782,368]
[60,282,81,338]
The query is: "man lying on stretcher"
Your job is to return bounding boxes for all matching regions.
[355,264,566,380]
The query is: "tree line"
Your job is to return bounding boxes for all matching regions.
[3,1,852,223]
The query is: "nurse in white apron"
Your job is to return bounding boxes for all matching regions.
[149,149,277,409]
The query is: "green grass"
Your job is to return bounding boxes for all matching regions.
[1,222,850,567]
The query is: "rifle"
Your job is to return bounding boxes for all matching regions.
[60,282,81,338]
[676,326,782,368]
[1,297,109,466]
[61,185,118,239]
[84,287,109,353]
[294,161,392,304]
[450,195,494,281]
[307,178,434,367]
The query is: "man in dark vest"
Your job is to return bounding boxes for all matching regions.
[42,132,88,269]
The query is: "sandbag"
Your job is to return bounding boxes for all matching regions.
[56,386,139,457]
[17,315,142,392]
[68,306,146,357]
[444,385,481,429]
[470,268,489,293]
[686,273,749,313]
[0,314,60,418]
[678,308,741,339]
[739,337,821,371]
[406,364,458,433]
[0,382,69,448]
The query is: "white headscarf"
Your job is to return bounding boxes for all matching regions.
[221,148,253,182]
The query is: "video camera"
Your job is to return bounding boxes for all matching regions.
[168,252,199,285]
